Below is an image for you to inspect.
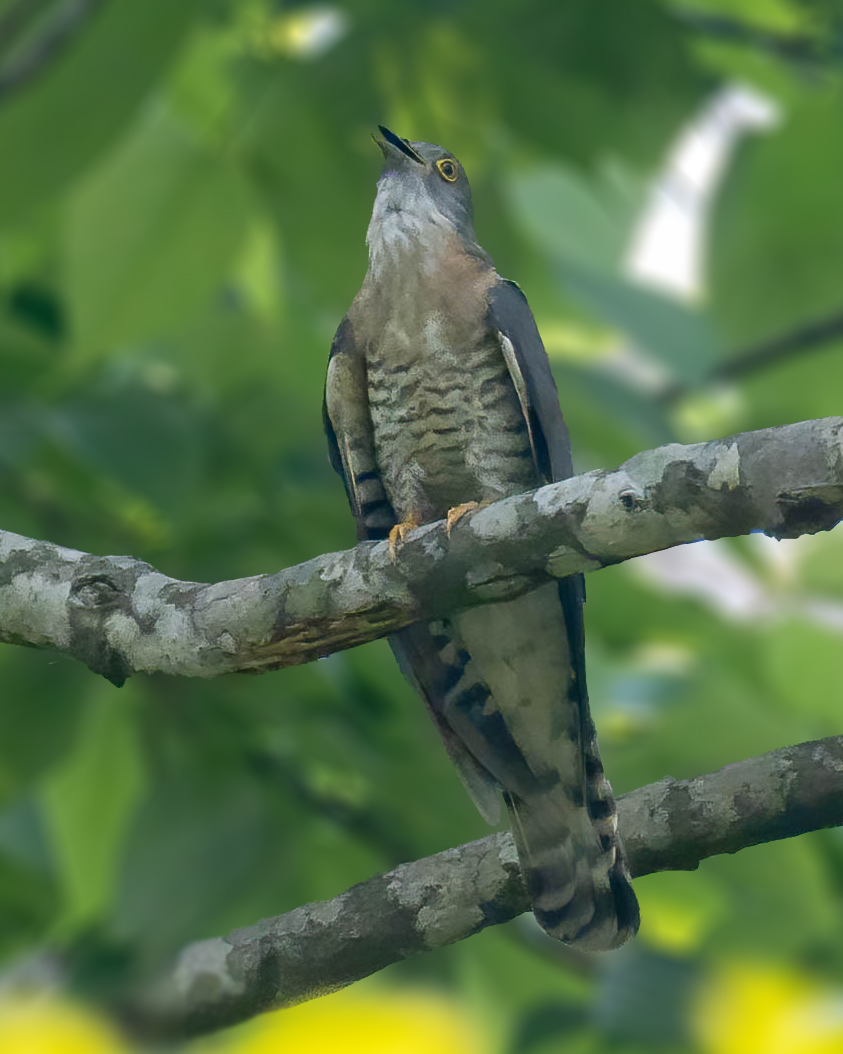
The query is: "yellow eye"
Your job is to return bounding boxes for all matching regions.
[436,158,458,182]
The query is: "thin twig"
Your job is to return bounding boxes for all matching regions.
[715,310,843,381]
[672,6,841,64]
[662,312,843,402]
[0,0,52,54]
[0,0,107,103]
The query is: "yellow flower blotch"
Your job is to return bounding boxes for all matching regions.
[227,988,488,1054]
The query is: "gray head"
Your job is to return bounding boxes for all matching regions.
[366,125,485,272]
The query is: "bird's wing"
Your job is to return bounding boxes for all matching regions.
[485,278,591,656]
[486,277,589,692]
[323,315,395,542]
[487,278,574,482]
[324,315,503,820]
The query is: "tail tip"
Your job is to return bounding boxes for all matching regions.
[533,870,640,952]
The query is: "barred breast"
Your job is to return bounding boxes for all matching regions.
[366,313,537,524]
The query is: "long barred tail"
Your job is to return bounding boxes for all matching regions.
[505,719,639,951]
[449,583,639,952]
[394,581,640,951]
[581,713,639,948]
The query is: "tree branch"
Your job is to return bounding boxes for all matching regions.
[715,311,843,382]
[2,417,842,684]
[115,734,843,1039]
[0,0,107,104]
[0,0,52,55]
[672,6,839,64]
[663,312,843,402]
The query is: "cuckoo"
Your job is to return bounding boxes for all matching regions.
[323,126,639,950]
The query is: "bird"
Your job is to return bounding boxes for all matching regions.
[323,125,639,950]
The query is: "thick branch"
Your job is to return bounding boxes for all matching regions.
[119,734,843,1038]
[1,417,842,684]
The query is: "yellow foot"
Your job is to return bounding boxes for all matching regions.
[446,501,488,537]
[388,519,421,561]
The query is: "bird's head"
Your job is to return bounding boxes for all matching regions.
[367,125,479,263]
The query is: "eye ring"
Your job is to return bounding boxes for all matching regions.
[436,158,458,182]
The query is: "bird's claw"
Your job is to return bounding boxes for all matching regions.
[388,520,420,562]
[446,501,486,537]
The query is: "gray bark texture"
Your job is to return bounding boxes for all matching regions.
[1,416,842,684]
[3,416,843,1037]
[121,735,843,1039]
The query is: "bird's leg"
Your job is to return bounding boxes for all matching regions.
[446,501,489,536]
[388,516,422,561]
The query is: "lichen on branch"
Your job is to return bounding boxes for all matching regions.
[1,416,841,682]
[120,734,843,1039]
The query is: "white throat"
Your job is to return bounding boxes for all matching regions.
[366,174,454,279]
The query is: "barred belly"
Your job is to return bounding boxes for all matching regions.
[366,323,537,523]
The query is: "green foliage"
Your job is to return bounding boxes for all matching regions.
[1,0,843,1049]
[711,94,843,344]
[0,0,200,223]
[41,687,146,935]
[66,107,253,355]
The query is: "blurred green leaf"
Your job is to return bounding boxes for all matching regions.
[55,385,209,513]
[0,795,58,954]
[563,266,722,384]
[0,648,87,793]
[798,523,843,597]
[760,617,843,729]
[111,764,268,960]
[0,0,200,225]
[505,160,721,384]
[703,832,839,956]
[505,162,641,271]
[473,0,706,164]
[710,93,843,346]
[595,946,698,1046]
[553,363,675,468]
[65,107,251,354]
[0,795,53,874]
[40,686,146,933]
[730,337,843,432]
[672,0,813,33]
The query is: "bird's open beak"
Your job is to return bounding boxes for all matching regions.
[373,124,425,165]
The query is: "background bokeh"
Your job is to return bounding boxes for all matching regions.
[2,1,843,1051]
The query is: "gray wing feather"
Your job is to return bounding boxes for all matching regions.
[323,315,395,541]
[487,278,587,660]
[323,316,365,524]
[487,279,573,481]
